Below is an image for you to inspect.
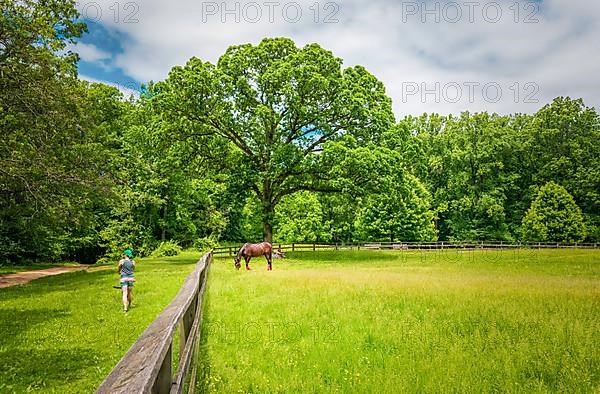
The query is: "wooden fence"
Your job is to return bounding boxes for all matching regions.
[213,241,599,255]
[97,252,212,394]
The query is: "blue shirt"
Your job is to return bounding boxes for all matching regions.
[120,258,135,278]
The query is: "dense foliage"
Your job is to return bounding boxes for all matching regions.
[1,1,599,263]
[0,0,115,263]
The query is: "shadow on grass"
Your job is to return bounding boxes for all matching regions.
[0,347,100,392]
[0,307,101,390]
[0,308,69,345]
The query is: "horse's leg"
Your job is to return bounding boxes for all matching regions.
[266,252,272,271]
[245,256,251,271]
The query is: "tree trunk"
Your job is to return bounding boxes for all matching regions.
[161,203,167,242]
[261,178,274,243]
[262,202,274,243]
[263,221,273,244]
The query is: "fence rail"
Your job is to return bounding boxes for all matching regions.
[213,241,599,255]
[97,252,212,394]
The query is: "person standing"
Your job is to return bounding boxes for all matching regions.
[118,249,135,312]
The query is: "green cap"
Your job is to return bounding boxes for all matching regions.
[123,249,134,258]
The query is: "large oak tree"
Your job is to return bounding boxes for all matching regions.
[155,38,395,242]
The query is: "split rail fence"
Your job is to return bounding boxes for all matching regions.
[213,241,599,256]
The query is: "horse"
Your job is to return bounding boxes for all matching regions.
[234,242,272,271]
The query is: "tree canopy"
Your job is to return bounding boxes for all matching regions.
[1,0,599,264]
[153,38,395,242]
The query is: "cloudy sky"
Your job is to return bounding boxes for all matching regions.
[71,0,600,118]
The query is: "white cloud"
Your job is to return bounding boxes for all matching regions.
[69,42,111,63]
[76,0,600,116]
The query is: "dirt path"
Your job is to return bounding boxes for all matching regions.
[0,266,91,289]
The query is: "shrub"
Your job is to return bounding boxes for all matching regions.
[194,236,220,251]
[150,241,182,257]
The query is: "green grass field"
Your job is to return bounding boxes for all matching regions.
[0,252,200,393]
[198,249,600,393]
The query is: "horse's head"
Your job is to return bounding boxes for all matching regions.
[234,256,241,270]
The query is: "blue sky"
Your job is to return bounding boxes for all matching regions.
[75,21,139,92]
[71,0,599,116]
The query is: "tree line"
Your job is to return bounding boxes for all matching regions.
[1,1,598,264]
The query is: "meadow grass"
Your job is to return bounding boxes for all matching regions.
[0,251,201,393]
[198,249,600,393]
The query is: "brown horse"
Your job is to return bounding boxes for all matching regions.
[234,242,272,271]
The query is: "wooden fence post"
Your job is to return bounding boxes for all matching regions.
[180,319,187,358]
[153,344,172,393]
[180,295,196,355]
[292,243,295,252]
[313,243,316,251]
